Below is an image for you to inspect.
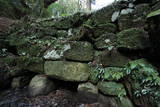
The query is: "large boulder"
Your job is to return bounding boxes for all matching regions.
[44,61,90,81]
[64,41,94,62]
[117,28,150,49]
[28,75,56,96]
[97,81,126,96]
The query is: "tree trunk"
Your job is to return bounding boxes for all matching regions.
[86,0,91,11]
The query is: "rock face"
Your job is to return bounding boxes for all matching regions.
[64,41,94,62]
[1,0,160,107]
[44,61,90,81]
[97,82,126,96]
[28,75,56,96]
[117,28,150,49]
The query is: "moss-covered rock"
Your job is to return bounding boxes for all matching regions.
[17,44,44,56]
[17,56,44,73]
[100,49,130,67]
[94,33,117,49]
[64,41,94,62]
[68,26,93,41]
[118,14,146,31]
[78,82,98,94]
[118,4,150,31]
[119,97,134,107]
[97,81,126,96]
[117,28,150,49]
[93,23,117,38]
[90,5,114,25]
[44,61,90,81]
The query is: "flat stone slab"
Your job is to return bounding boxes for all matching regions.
[44,61,90,81]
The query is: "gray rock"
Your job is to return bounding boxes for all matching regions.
[28,75,56,96]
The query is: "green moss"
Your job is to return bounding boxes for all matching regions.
[147,9,160,18]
